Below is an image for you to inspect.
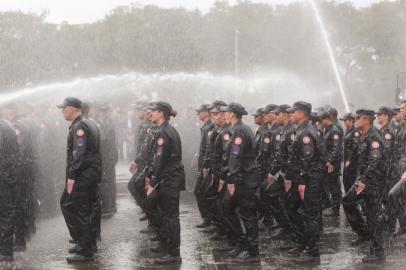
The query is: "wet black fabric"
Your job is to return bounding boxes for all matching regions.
[62,115,102,256]
[0,185,16,256]
[322,124,343,211]
[61,186,96,256]
[99,117,118,214]
[13,118,37,246]
[343,185,384,254]
[343,128,361,192]
[343,127,385,255]
[195,121,214,222]
[0,120,18,254]
[146,120,185,255]
[285,120,324,255]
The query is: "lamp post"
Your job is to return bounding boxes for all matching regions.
[395,72,406,104]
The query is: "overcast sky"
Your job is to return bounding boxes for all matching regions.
[0,0,396,24]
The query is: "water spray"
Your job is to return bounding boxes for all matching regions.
[309,0,350,112]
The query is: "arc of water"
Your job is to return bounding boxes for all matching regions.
[309,0,350,112]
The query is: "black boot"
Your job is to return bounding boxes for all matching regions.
[0,254,13,262]
[155,254,182,265]
[351,235,369,246]
[362,252,385,263]
[195,220,211,229]
[227,246,245,258]
[228,251,260,263]
[66,254,93,263]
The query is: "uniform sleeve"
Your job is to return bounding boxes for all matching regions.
[326,130,343,164]
[227,133,245,184]
[220,133,231,180]
[348,131,360,162]
[361,139,383,185]
[197,127,207,169]
[298,134,317,185]
[202,129,213,169]
[151,132,170,185]
[269,133,281,176]
[67,126,88,180]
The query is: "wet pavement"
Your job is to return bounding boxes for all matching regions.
[3,163,406,270]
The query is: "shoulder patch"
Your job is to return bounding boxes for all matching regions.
[303,136,311,144]
[372,141,380,149]
[157,138,164,146]
[264,137,271,144]
[384,133,392,140]
[76,129,85,137]
[235,137,242,145]
[223,133,230,141]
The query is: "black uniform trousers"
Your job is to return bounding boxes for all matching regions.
[286,174,322,255]
[223,174,259,256]
[0,183,15,256]
[269,175,291,231]
[100,166,117,214]
[343,184,384,255]
[61,184,96,257]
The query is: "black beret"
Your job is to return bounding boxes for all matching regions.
[354,109,376,118]
[272,104,291,114]
[219,102,248,116]
[339,112,355,121]
[149,101,174,116]
[251,108,265,117]
[57,97,82,109]
[376,106,396,116]
[196,104,211,113]
[287,101,312,115]
[263,104,278,113]
[209,100,228,110]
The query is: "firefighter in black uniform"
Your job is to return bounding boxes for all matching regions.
[145,102,185,265]
[2,103,37,251]
[340,113,360,193]
[319,111,343,217]
[219,103,261,263]
[342,109,386,263]
[0,119,18,262]
[58,97,102,263]
[388,101,406,237]
[128,102,151,213]
[267,105,296,240]
[285,101,324,262]
[376,106,397,234]
[95,102,118,217]
[202,101,229,240]
[256,104,278,228]
[194,104,215,230]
